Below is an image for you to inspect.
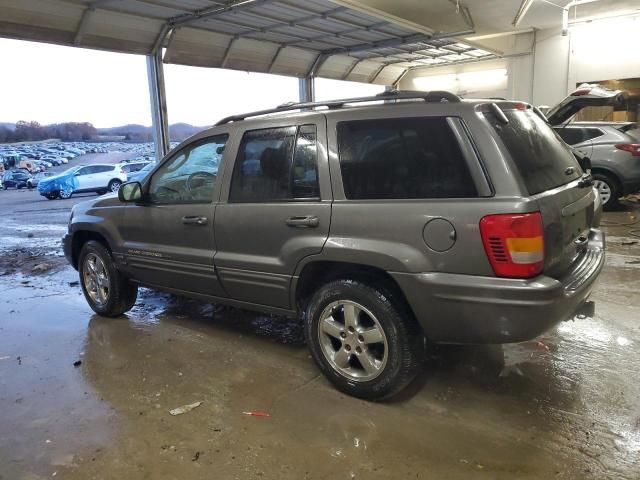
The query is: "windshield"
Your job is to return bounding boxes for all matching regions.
[484,109,582,195]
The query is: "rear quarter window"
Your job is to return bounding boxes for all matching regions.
[485,109,582,195]
[336,116,478,200]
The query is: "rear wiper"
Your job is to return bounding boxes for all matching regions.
[577,172,594,188]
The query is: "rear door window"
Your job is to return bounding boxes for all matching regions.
[229,125,320,202]
[485,109,582,195]
[336,117,478,200]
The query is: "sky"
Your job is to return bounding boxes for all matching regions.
[0,38,383,128]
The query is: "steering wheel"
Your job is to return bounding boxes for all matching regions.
[155,185,180,200]
[186,171,216,193]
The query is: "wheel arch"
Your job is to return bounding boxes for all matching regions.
[293,260,419,330]
[70,229,112,269]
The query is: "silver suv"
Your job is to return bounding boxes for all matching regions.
[546,84,640,209]
[553,122,640,208]
[63,91,604,399]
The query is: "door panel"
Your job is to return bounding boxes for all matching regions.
[119,134,229,297]
[120,203,223,295]
[214,117,331,309]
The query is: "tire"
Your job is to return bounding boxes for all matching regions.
[17,185,22,190]
[44,192,59,200]
[3,185,7,190]
[592,172,620,211]
[59,189,73,199]
[304,279,424,400]
[78,240,138,317]
[108,179,122,192]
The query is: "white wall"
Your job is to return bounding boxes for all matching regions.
[401,13,640,109]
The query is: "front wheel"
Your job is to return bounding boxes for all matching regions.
[592,172,620,210]
[79,240,138,317]
[59,189,73,199]
[304,279,424,400]
[108,179,122,192]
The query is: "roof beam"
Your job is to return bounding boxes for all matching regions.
[220,36,238,68]
[368,64,386,83]
[341,58,360,80]
[169,0,278,27]
[322,33,433,56]
[73,6,95,45]
[267,46,285,73]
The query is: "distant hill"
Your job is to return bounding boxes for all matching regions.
[0,122,15,130]
[97,123,208,141]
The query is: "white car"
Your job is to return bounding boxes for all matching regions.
[71,164,127,196]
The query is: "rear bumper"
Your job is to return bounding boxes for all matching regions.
[393,229,605,344]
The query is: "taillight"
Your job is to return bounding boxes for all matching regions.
[615,143,640,157]
[480,212,544,279]
[571,87,592,96]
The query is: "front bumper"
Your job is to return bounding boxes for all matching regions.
[62,233,75,269]
[393,229,605,344]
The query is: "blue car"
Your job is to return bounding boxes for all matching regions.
[37,166,81,200]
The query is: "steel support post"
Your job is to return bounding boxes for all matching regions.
[146,52,170,162]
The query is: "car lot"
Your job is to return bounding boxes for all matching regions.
[1,156,639,478]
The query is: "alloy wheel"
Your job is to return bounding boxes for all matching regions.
[317,300,388,382]
[83,253,110,307]
[593,179,611,205]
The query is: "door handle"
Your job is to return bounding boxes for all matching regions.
[285,215,319,228]
[182,215,208,225]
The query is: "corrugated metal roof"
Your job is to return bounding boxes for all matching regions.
[0,0,496,83]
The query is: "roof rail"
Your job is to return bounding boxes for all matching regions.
[215,89,460,125]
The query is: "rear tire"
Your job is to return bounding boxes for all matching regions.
[78,240,138,317]
[108,179,122,192]
[304,279,424,400]
[44,192,59,200]
[593,172,620,210]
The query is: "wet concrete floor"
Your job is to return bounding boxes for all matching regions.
[1,181,639,479]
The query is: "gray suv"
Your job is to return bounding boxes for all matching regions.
[546,84,640,209]
[553,122,640,209]
[63,91,604,399]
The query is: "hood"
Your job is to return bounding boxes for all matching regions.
[545,84,628,126]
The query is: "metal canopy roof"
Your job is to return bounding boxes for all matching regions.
[0,0,496,84]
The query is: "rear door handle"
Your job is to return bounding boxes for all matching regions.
[285,215,319,228]
[182,215,208,225]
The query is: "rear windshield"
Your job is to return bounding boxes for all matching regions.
[484,109,582,195]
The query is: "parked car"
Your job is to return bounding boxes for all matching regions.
[2,169,32,189]
[117,161,151,176]
[64,91,604,400]
[40,155,64,166]
[127,162,155,183]
[38,164,127,200]
[27,171,55,188]
[546,84,640,209]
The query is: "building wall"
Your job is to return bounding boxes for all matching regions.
[400,13,640,109]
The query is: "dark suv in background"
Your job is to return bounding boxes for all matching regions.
[63,91,604,400]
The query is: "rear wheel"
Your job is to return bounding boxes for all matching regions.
[78,240,138,317]
[593,172,619,210]
[304,279,424,400]
[108,179,122,192]
[44,192,59,200]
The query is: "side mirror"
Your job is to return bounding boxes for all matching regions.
[74,172,81,176]
[118,181,143,202]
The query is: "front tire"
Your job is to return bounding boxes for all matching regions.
[79,240,138,317]
[59,189,73,199]
[108,179,122,192]
[304,279,424,400]
[593,172,619,210]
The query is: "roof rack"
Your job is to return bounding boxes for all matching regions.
[215,90,460,125]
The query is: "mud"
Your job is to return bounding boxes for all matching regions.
[0,185,639,479]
